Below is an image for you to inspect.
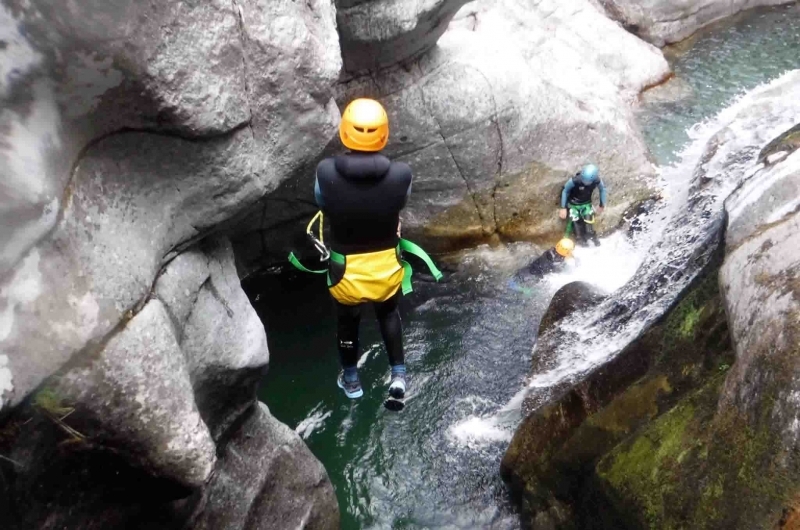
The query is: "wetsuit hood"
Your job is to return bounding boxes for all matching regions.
[334,152,392,180]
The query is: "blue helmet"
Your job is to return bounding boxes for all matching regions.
[580,164,599,185]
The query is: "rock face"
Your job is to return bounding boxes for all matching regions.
[597,0,793,47]
[0,1,341,527]
[502,70,800,529]
[190,403,338,530]
[1,239,339,529]
[234,0,671,273]
[0,0,341,410]
[336,0,472,72]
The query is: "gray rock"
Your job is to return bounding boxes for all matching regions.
[720,123,800,452]
[155,249,212,334]
[190,402,339,530]
[56,299,217,488]
[0,237,339,529]
[0,129,261,411]
[336,0,471,73]
[342,0,669,247]
[598,0,792,47]
[0,0,341,411]
[0,0,342,527]
[180,238,270,439]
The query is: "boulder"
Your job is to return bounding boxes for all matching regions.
[597,0,793,47]
[180,239,270,440]
[54,299,217,489]
[336,0,471,73]
[590,74,800,530]
[0,238,338,529]
[0,0,342,526]
[502,267,733,528]
[0,0,341,411]
[190,403,339,530]
[538,281,607,336]
[718,131,800,458]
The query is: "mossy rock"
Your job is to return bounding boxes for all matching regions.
[594,371,795,530]
[758,123,800,165]
[502,263,734,527]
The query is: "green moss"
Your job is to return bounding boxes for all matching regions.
[599,396,698,528]
[33,388,73,417]
[584,376,672,436]
[597,376,721,528]
[596,369,795,530]
[678,305,701,338]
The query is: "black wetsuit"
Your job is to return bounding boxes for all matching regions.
[527,248,567,276]
[315,152,413,369]
[561,174,607,244]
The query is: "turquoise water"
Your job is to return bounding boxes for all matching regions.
[249,6,800,529]
[249,249,552,529]
[638,3,800,165]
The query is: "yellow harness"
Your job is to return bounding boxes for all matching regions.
[288,212,443,305]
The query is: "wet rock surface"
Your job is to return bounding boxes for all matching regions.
[502,264,733,529]
[538,281,608,336]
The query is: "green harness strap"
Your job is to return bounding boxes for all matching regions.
[398,238,443,295]
[288,252,327,274]
[288,235,443,295]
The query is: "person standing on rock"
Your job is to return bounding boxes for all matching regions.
[314,98,412,402]
[559,164,607,246]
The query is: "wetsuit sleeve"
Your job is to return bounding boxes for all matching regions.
[395,161,413,209]
[598,179,607,207]
[402,180,412,207]
[560,178,574,208]
[314,172,324,208]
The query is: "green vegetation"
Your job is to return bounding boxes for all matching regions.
[33,387,85,442]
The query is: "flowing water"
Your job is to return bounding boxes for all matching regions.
[247,6,800,529]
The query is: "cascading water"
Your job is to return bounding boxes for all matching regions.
[248,6,800,529]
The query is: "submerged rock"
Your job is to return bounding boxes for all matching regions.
[598,0,793,47]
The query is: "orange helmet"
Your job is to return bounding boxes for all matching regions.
[555,238,575,258]
[339,98,389,152]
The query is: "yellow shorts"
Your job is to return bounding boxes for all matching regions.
[328,248,405,305]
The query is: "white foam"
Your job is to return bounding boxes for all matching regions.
[547,231,642,295]
[295,402,332,440]
[448,415,512,447]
